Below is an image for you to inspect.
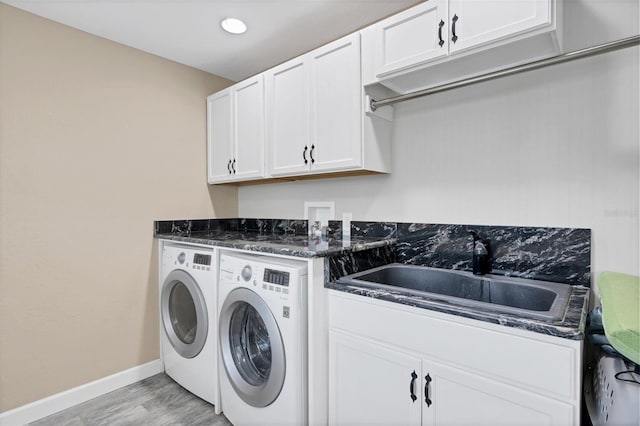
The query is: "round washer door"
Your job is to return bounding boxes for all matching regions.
[219,287,285,407]
[161,269,208,359]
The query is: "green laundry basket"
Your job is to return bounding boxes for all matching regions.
[598,271,640,365]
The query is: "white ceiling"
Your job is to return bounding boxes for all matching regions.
[3,0,422,82]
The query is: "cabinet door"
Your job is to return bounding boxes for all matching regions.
[207,90,233,183]
[265,57,310,177]
[309,33,363,173]
[448,0,552,55]
[233,75,265,180]
[373,0,448,78]
[422,358,573,426]
[329,330,422,426]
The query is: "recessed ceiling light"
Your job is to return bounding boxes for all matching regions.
[221,18,247,35]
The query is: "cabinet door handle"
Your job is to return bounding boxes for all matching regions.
[303,146,308,164]
[310,144,315,164]
[227,159,232,174]
[409,370,418,402]
[438,19,445,47]
[451,14,459,43]
[231,158,236,174]
[424,373,432,407]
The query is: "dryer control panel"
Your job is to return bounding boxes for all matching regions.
[163,244,213,273]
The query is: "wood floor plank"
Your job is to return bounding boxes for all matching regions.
[29,374,231,426]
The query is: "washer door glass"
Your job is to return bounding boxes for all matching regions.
[161,270,208,359]
[170,282,197,344]
[220,287,285,407]
[230,303,271,385]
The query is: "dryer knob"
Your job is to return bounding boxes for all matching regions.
[241,265,252,281]
[177,252,186,264]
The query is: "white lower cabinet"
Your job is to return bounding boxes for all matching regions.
[328,291,581,425]
[330,330,422,426]
[422,360,571,425]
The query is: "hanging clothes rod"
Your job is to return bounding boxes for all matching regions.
[370,34,640,111]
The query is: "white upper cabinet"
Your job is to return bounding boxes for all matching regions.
[448,0,552,54]
[266,33,389,179]
[210,31,391,185]
[265,58,311,176]
[207,75,265,184]
[265,56,311,177]
[207,90,233,183]
[233,76,265,180]
[309,34,362,173]
[375,0,448,78]
[366,0,561,93]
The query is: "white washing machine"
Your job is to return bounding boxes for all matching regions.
[160,242,219,411]
[218,252,308,426]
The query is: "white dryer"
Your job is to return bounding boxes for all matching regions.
[218,252,308,425]
[160,242,219,410]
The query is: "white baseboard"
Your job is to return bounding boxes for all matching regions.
[0,359,163,426]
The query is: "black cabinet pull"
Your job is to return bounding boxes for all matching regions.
[303,146,308,164]
[310,144,315,164]
[409,371,418,402]
[227,159,232,174]
[451,14,459,43]
[424,374,432,407]
[231,158,236,174]
[438,19,445,47]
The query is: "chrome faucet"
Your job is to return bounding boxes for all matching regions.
[468,230,491,275]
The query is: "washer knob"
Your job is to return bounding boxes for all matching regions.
[177,252,186,264]
[241,265,252,281]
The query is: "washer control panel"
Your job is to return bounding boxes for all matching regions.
[260,268,291,295]
[241,265,252,281]
[236,265,291,296]
[220,253,308,300]
[264,268,290,287]
[194,253,212,266]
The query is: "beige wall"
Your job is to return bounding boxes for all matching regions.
[0,4,237,411]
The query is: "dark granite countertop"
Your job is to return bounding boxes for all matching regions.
[155,230,396,258]
[326,280,589,340]
[155,218,591,340]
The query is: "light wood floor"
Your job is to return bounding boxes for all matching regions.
[29,373,232,426]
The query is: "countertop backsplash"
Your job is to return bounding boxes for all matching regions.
[156,218,591,287]
[327,220,591,287]
[156,218,309,236]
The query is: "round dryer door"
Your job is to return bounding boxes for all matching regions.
[161,269,208,359]
[219,287,285,407]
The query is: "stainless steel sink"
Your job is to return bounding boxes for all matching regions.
[337,263,572,321]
